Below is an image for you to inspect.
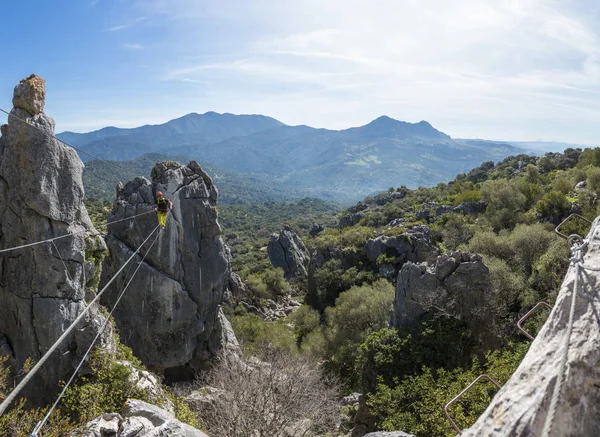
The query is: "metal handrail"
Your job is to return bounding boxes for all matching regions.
[443,374,501,434]
[555,213,591,240]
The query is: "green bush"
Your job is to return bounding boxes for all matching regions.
[229,311,297,355]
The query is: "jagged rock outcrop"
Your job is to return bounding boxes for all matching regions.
[100,160,238,380]
[267,225,309,279]
[365,226,438,277]
[462,219,600,437]
[82,399,209,437]
[392,251,496,348]
[0,75,111,403]
[339,212,366,228]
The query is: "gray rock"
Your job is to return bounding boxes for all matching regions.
[122,399,209,436]
[339,212,366,228]
[452,200,487,215]
[12,74,45,115]
[341,392,362,406]
[365,226,437,266]
[267,225,309,279]
[309,222,324,237]
[435,205,454,216]
[0,75,111,403]
[81,400,209,437]
[462,218,600,437]
[392,251,495,347]
[575,180,586,190]
[100,160,237,377]
[348,202,368,213]
[364,432,416,437]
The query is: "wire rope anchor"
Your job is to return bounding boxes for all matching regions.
[555,213,592,241]
[443,374,501,434]
[517,301,552,341]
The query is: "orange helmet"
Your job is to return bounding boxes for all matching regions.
[157,191,163,196]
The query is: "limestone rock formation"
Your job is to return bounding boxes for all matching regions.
[0,75,110,403]
[100,160,238,379]
[82,399,209,437]
[12,74,45,116]
[365,226,438,277]
[267,225,309,279]
[392,252,496,348]
[462,219,600,437]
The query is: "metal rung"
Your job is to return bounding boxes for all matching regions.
[444,374,501,434]
[555,213,591,240]
[517,302,552,341]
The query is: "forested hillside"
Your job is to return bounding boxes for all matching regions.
[219,147,598,436]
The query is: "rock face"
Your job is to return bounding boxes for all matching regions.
[267,225,309,279]
[82,399,209,437]
[392,252,495,347]
[462,219,600,437]
[12,74,46,116]
[100,160,238,379]
[0,75,110,403]
[365,226,438,278]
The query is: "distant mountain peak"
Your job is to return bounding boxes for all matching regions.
[359,116,450,140]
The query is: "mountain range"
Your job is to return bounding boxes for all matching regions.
[60,112,535,202]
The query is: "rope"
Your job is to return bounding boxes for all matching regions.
[540,241,584,437]
[0,107,106,162]
[0,224,160,417]
[0,210,154,255]
[30,228,161,436]
[51,240,73,283]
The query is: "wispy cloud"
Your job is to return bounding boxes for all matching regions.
[121,43,144,50]
[105,16,146,32]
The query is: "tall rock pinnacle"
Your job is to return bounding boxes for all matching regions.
[0,75,111,403]
[101,160,238,380]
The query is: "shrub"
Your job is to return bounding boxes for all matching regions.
[194,349,340,437]
[229,312,297,355]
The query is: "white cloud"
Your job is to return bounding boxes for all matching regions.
[121,43,144,50]
[105,16,146,32]
[86,0,600,142]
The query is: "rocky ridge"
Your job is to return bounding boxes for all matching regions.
[267,225,310,279]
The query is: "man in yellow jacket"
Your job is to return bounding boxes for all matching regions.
[154,191,173,228]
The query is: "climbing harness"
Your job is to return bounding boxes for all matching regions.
[29,227,161,436]
[0,210,154,255]
[0,225,160,418]
[0,107,106,162]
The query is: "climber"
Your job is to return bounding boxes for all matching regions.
[154,191,172,229]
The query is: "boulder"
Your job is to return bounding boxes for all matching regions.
[100,161,238,379]
[339,212,366,228]
[12,74,45,116]
[364,226,437,267]
[0,75,111,403]
[267,225,309,279]
[392,251,496,347]
[452,200,487,215]
[82,400,209,437]
[462,218,600,437]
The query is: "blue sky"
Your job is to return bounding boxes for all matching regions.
[1,0,599,144]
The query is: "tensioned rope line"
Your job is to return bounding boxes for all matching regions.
[0,107,106,163]
[0,210,155,254]
[51,240,73,284]
[0,224,161,417]
[30,228,161,436]
[540,239,586,437]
